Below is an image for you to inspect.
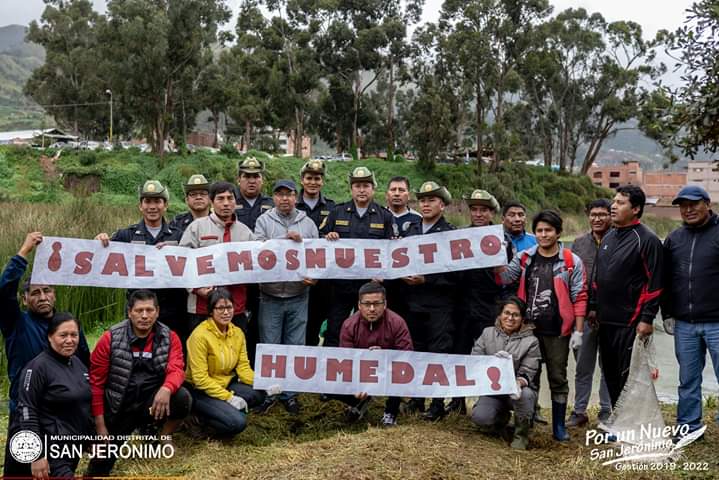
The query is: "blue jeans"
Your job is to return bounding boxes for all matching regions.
[572,324,612,415]
[675,320,719,432]
[259,291,309,400]
[190,380,265,437]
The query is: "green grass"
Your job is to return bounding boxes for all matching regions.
[0,398,714,479]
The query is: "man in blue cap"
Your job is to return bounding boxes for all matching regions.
[662,184,719,441]
[253,179,319,415]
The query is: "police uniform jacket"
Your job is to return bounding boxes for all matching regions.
[296,190,336,229]
[234,193,273,231]
[402,216,458,312]
[320,200,394,293]
[111,219,186,329]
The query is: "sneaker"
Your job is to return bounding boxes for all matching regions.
[566,411,589,427]
[381,412,397,427]
[345,398,371,423]
[253,396,277,414]
[283,397,301,415]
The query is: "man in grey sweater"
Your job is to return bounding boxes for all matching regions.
[253,179,319,414]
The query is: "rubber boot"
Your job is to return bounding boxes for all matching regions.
[511,417,531,450]
[551,401,570,441]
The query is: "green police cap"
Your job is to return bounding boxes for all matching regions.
[301,159,327,176]
[183,174,210,194]
[464,189,500,211]
[348,166,376,186]
[415,181,452,205]
[139,180,169,201]
[238,156,265,175]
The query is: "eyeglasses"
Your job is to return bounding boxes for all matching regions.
[187,191,208,198]
[359,301,385,308]
[501,311,522,319]
[589,213,609,219]
[213,305,233,312]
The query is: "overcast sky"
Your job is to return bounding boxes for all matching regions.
[3,0,694,39]
[1,0,694,84]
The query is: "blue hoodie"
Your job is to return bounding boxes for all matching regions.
[0,255,90,411]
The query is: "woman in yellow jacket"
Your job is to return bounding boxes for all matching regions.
[185,288,268,436]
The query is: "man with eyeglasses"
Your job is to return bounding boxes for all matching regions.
[252,180,319,415]
[331,282,413,426]
[170,174,211,233]
[567,199,613,427]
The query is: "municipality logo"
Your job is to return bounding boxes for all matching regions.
[9,430,42,463]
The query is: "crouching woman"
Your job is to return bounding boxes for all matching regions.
[185,288,267,437]
[470,297,540,450]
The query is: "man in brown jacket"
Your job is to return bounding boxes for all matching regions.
[333,282,413,426]
[179,181,256,336]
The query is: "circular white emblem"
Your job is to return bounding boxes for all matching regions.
[9,430,42,463]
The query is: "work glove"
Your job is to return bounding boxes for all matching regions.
[509,378,526,401]
[494,350,512,360]
[569,331,583,351]
[227,395,248,412]
[266,384,283,396]
[663,317,675,336]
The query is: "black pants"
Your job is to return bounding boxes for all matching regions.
[330,394,401,416]
[452,312,493,355]
[598,324,636,407]
[305,280,331,346]
[406,310,454,354]
[245,285,260,367]
[85,386,192,477]
[324,289,358,347]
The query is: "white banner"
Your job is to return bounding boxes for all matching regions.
[30,225,507,288]
[253,344,517,398]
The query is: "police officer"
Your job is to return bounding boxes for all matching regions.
[296,159,336,346]
[95,180,187,336]
[446,189,513,414]
[385,176,422,238]
[320,166,394,347]
[235,157,273,364]
[235,157,274,231]
[169,174,211,233]
[402,181,458,421]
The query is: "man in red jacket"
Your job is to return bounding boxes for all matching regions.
[86,290,190,476]
[335,282,413,426]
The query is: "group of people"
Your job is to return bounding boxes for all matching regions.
[1,155,718,478]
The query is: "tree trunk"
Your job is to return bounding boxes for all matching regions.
[352,75,361,158]
[243,119,251,152]
[212,110,219,148]
[387,63,395,161]
[475,87,484,176]
[294,107,304,158]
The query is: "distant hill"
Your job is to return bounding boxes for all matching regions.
[0,24,47,130]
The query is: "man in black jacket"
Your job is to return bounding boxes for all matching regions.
[402,181,457,421]
[95,180,187,336]
[320,167,394,347]
[594,185,663,407]
[662,185,719,437]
